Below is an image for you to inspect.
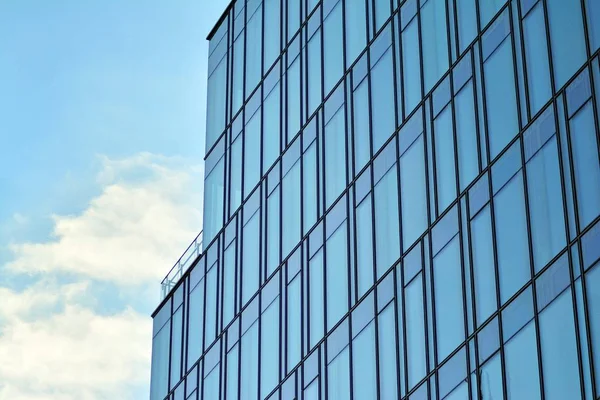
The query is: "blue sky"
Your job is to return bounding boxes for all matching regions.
[0,0,227,398]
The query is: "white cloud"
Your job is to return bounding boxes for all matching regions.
[0,153,204,400]
[6,152,203,285]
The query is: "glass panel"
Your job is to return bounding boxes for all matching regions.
[523,3,552,116]
[203,364,220,400]
[421,0,448,93]
[375,0,391,32]
[283,160,301,257]
[264,0,280,70]
[480,352,504,400]
[243,212,260,304]
[231,137,243,212]
[471,206,497,325]
[263,82,281,171]
[304,142,318,234]
[434,236,465,362]
[406,273,427,388]
[484,38,518,159]
[494,173,530,304]
[526,136,566,272]
[206,58,227,150]
[150,324,170,400]
[245,112,261,197]
[479,0,506,28]
[375,166,400,277]
[352,322,377,399]
[308,30,322,116]
[324,2,344,95]
[288,275,302,370]
[354,80,371,172]
[328,347,351,400]
[288,0,300,40]
[570,103,600,229]
[434,106,457,211]
[267,188,281,276]
[587,0,600,52]
[346,0,367,67]
[371,48,396,153]
[327,223,349,330]
[241,322,259,400]
[325,106,347,208]
[233,33,245,114]
[539,290,582,400]
[310,250,325,348]
[505,322,541,400]
[170,308,182,388]
[261,300,280,398]
[187,281,204,368]
[456,0,477,53]
[402,19,422,114]
[455,82,478,191]
[204,266,217,347]
[204,156,224,243]
[288,58,301,139]
[586,264,600,390]
[226,346,239,400]
[246,7,262,95]
[401,135,428,250]
[357,196,374,297]
[379,304,399,400]
[546,0,587,90]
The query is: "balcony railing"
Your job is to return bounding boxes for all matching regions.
[160,230,203,299]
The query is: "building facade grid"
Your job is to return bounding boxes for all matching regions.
[151,0,600,399]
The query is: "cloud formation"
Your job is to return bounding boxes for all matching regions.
[0,153,203,400]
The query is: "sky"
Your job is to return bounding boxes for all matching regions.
[0,0,227,398]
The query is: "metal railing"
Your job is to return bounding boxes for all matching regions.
[160,231,203,299]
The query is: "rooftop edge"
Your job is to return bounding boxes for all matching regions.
[206,0,236,41]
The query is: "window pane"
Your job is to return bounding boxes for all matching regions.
[187,281,204,368]
[310,250,325,348]
[352,322,377,399]
[324,2,343,95]
[224,244,236,326]
[479,0,505,27]
[226,346,239,400]
[328,347,350,400]
[170,308,182,388]
[231,137,243,212]
[206,58,227,149]
[203,365,220,400]
[494,173,530,303]
[434,236,465,362]
[546,0,586,90]
[401,135,428,250]
[288,58,301,138]
[356,196,374,297]
[505,322,542,400]
[288,0,299,40]
[374,0,391,32]
[456,0,477,53]
[456,82,478,191]
[485,38,518,159]
[326,223,349,330]
[539,290,582,400]
[402,19,422,114]
[243,212,260,304]
[570,103,600,229]
[345,0,367,67]
[406,273,427,388]
[261,299,280,398]
[264,0,280,70]
[150,324,170,400]
[233,34,245,114]
[480,352,504,400]
[354,80,371,172]
[204,157,224,243]
[246,7,262,95]
[586,264,600,390]
[586,0,600,52]
[371,48,396,153]
[325,106,347,208]
[379,304,399,400]
[304,142,318,234]
[263,82,281,171]
[267,188,281,276]
[288,275,302,370]
[241,322,259,400]
[283,160,301,257]
[471,206,497,325]
[375,167,400,278]
[308,30,322,116]
[204,266,217,347]
[434,106,457,211]
[421,0,448,93]
[523,3,552,116]
[526,136,566,272]
[244,112,261,196]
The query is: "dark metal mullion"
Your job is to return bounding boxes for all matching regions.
[515,0,532,123]
[400,253,410,397]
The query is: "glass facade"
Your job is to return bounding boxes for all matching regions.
[151,1,600,399]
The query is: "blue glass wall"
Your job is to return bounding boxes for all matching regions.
[152,0,600,399]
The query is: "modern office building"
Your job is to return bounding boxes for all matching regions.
[151,0,600,399]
